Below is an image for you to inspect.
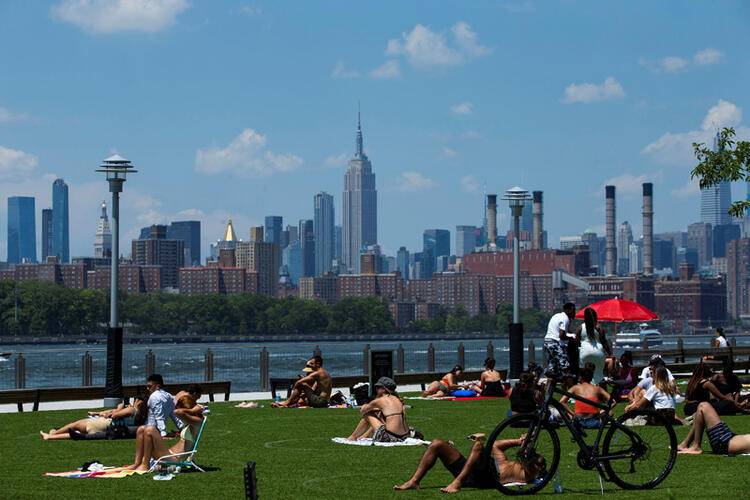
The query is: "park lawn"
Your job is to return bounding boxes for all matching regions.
[2,398,750,499]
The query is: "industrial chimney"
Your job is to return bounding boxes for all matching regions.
[532,191,543,250]
[642,183,654,275]
[487,194,497,248]
[605,185,616,276]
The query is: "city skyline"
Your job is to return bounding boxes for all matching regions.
[1,2,750,261]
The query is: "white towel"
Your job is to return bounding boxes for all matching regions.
[331,437,431,447]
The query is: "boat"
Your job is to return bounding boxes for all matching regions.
[615,323,663,349]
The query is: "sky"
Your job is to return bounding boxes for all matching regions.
[1,0,750,261]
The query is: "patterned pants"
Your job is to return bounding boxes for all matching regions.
[543,339,570,378]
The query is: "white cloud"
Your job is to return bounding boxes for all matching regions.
[396,171,437,192]
[643,99,748,165]
[450,101,474,115]
[561,77,625,104]
[369,60,400,79]
[693,48,723,66]
[195,128,303,176]
[0,145,38,180]
[51,0,189,34]
[386,22,491,69]
[323,152,348,168]
[441,146,457,158]
[0,106,30,124]
[461,175,479,193]
[671,178,700,198]
[601,173,660,196]
[659,56,689,73]
[331,61,360,79]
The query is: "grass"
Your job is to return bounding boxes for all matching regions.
[3,397,750,499]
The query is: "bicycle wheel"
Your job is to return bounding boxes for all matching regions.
[483,413,560,495]
[601,409,677,490]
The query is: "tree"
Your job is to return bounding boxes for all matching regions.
[692,127,750,218]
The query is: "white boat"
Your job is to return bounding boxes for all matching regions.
[615,323,663,349]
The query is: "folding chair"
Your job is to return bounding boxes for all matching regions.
[149,415,208,473]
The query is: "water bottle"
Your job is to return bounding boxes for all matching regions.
[553,471,563,494]
[274,394,281,403]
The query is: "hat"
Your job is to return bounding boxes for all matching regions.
[374,376,397,393]
[649,354,664,366]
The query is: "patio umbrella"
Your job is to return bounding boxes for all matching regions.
[574,297,658,323]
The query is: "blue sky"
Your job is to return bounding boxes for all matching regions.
[1,0,750,260]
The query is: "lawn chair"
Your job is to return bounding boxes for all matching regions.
[149,415,208,473]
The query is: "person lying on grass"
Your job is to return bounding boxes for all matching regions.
[272,356,332,408]
[347,377,421,442]
[394,433,546,494]
[423,365,464,398]
[678,401,750,456]
[40,396,148,441]
[127,394,204,472]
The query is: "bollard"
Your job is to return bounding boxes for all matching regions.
[397,344,405,374]
[204,348,214,382]
[457,342,465,368]
[82,351,93,386]
[145,350,156,377]
[427,343,435,372]
[313,345,322,358]
[486,341,494,360]
[731,337,737,347]
[15,353,25,389]
[259,348,270,392]
[363,344,371,374]
[528,341,536,365]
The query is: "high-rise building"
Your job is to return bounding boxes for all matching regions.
[41,208,53,262]
[209,219,239,262]
[264,216,283,245]
[687,222,713,267]
[629,241,642,274]
[652,239,675,272]
[282,240,302,284]
[7,196,36,264]
[581,232,600,272]
[396,246,409,280]
[334,225,342,261]
[701,133,732,226]
[314,192,335,276]
[236,226,280,296]
[617,221,633,275]
[727,238,750,319]
[342,110,377,273]
[299,219,315,277]
[131,225,185,289]
[423,229,450,271]
[712,224,741,259]
[456,225,478,258]
[167,221,201,267]
[51,178,69,263]
[94,201,112,259]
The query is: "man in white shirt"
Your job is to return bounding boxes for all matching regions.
[144,374,184,437]
[543,302,576,379]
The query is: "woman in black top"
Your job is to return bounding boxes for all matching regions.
[468,358,506,397]
[684,363,743,416]
[510,371,540,414]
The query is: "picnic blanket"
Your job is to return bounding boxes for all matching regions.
[331,437,430,447]
[45,465,147,479]
[403,396,503,402]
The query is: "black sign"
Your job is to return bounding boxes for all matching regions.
[369,350,394,396]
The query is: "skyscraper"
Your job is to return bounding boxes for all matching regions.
[342,110,377,273]
[7,196,36,264]
[334,225,342,261]
[313,192,335,276]
[687,222,713,267]
[617,221,633,276]
[94,201,112,258]
[396,246,409,279]
[299,219,315,277]
[41,208,53,262]
[264,216,283,245]
[282,240,302,284]
[167,220,201,266]
[701,133,732,226]
[456,225,478,257]
[51,178,69,262]
[131,225,185,289]
[423,229,450,272]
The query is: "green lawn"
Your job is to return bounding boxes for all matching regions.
[3,398,750,499]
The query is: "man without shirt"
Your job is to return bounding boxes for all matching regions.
[272,355,332,408]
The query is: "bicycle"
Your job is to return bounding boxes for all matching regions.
[482,377,677,495]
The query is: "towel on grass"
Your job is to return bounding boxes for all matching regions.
[404,396,455,401]
[331,437,430,447]
[45,465,148,479]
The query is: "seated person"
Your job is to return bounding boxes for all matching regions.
[272,356,332,408]
[40,396,148,440]
[468,358,506,397]
[174,384,203,404]
[127,394,204,472]
[639,355,675,382]
[422,365,463,398]
[625,366,680,424]
[684,363,743,416]
[510,371,540,415]
[347,377,417,442]
[611,351,639,399]
[394,433,546,493]
[678,401,750,455]
[559,363,611,429]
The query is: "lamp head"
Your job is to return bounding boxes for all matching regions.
[96,154,138,183]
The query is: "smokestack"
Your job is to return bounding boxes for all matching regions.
[532,191,543,250]
[642,183,653,275]
[487,194,497,247]
[605,185,616,276]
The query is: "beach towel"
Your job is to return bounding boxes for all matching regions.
[331,437,430,447]
[404,396,455,401]
[44,465,148,479]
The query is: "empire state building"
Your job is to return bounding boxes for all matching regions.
[342,111,377,273]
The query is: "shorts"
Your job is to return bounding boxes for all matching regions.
[307,393,330,408]
[85,417,112,434]
[707,421,735,455]
[576,416,601,429]
[446,455,495,489]
[437,383,450,394]
[372,425,407,443]
[543,340,570,378]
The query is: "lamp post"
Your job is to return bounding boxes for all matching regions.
[503,186,531,378]
[96,154,137,407]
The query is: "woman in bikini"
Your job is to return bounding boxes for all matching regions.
[422,365,463,398]
[468,358,506,397]
[559,363,612,429]
[347,377,419,442]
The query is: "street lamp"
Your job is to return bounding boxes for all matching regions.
[96,154,137,407]
[503,186,531,378]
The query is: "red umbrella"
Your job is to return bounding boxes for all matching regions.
[574,297,658,322]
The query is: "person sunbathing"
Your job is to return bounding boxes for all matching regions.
[423,365,463,398]
[272,356,332,408]
[467,358,506,397]
[558,363,612,429]
[347,377,417,442]
[394,433,546,493]
[678,401,750,455]
[40,396,148,441]
[127,394,204,472]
